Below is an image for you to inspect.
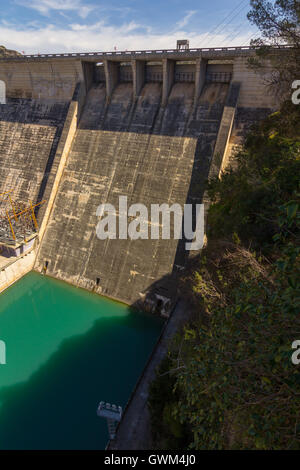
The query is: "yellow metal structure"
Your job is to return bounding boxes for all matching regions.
[0,194,46,243]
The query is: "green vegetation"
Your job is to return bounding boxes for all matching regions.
[148,102,300,450]
[247,1,300,98]
[149,1,300,449]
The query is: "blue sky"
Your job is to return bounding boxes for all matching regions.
[0,0,259,54]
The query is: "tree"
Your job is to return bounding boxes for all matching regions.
[247,0,300,98]
[248,0,300,46]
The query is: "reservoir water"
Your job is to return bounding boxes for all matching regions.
[0,272,163,449]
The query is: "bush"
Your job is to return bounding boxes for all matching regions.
[149,102,300,450]
[207,104,300,251]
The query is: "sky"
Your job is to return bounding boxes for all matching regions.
[0,0,260,54]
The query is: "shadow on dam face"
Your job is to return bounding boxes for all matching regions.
[0,98,69,224]
[0,79,230,306]
[34,80,231,306]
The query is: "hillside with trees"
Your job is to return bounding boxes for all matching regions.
[148,0,300,450]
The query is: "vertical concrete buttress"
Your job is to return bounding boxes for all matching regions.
[132,60,145,101]
[194,57,207,106]
[208,81,241,179]
[35,86,84,256]
[162,58,175,107]
[104,60,119,103]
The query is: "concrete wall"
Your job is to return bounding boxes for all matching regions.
[0,99,69,225]
[0,50,281,301]
[35,80,229,305]
[0,249,36,294]
[37,92,82,245]
[209,82,241,178]
[0,60,83,101]
[0,53,278,107]
[0,85,83,294]
[232,57,277,109]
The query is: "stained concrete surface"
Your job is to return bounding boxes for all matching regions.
[36,82,229,304]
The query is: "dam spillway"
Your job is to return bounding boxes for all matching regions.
[0,46,278,307]
[36,81,229,304]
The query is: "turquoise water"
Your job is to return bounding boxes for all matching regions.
[0,272,163,450]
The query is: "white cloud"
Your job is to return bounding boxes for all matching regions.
[16,0,96,19]
[0,20,256,54]
[176,11,197,30]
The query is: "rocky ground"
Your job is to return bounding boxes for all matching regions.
[0,45,22,57]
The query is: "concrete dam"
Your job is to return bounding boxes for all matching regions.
[0,46,280,310]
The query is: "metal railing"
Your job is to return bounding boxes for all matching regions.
[0,44,292,61]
